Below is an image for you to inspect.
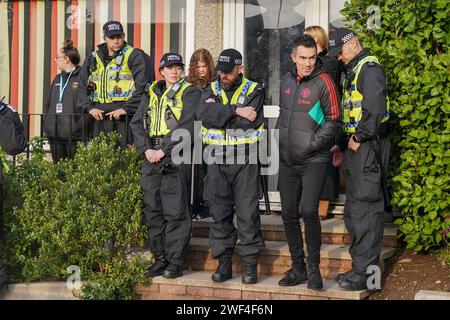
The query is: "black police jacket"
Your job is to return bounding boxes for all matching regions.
[130,80,201,157]
[277,58,342,165]
[78,42,155,115]
[0,102,27,182]
[343,49,388,143]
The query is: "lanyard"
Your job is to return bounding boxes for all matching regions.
[59,70,74,103]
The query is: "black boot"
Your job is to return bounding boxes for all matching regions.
[338,272,369,291]
[307,264,324,291]
[144,254,168,278]
[279,261,308,286]
[242,263,258,284]
[211,253,233,282]
[335,270,354,283]
[163,263,183,279]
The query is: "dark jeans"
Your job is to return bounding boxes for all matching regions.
[279,161,327,266]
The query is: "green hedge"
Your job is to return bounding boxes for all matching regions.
[1,134,150,299]
[341,0,450,252]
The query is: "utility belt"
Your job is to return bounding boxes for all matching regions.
[150,136,164,149]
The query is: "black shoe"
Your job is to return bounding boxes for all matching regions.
[163,264,183,279]
[144,255,168,278]
[278,266,308,286]
[212,254,233,282]
[335,270,354,283]
[242,263,258,284]
[307,265,324,291]
[338,272,369,291]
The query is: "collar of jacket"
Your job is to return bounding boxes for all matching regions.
[290,56,324,84]
[318,48,328,58]
[345,48,371,71]
[97,42,128,63]
[61,66,81,77]
[153,80,167,97]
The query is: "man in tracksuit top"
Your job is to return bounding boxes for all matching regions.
[198,49,266,284]
[78,21,154,148]
[0,100,28,289]
[131,53,200,279]
[328,28,390,291]
[277,35,341,290]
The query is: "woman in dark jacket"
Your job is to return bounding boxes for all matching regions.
[44,40,84,162]
[305,26,342,219]
[187,49,216,220]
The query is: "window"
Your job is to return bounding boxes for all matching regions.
[244,0,306,106]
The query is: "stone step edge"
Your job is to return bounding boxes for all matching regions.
[188,237,397,261]
[142,270,369,300]
[193,217,398,237]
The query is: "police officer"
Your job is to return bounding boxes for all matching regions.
[328,28,390,291]
[198,49,265,284]
[0,100,27,290]
[277,35,341,290]
[131,53,200,279]
[78,21,154,148]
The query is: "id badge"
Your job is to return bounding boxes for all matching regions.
[56,103,63,114]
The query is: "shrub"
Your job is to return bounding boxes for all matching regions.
[1,133,150,299]
[341,0,450,252]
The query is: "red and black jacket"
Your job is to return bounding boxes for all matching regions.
[277,57,341,165]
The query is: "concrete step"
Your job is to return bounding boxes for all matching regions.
[0,282,79,300]
[182,237,396,279]
[192,216,398,247]
[136,270,370,300]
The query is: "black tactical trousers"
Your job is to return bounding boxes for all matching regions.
[89,116,133,148]
[206,162,265,263]
[279,161,327,266]
[140,160,192,266]
[342,140,384,275]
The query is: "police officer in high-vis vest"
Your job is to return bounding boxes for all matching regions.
[131,53,200,279]
[198,49,266,284]
[79,21,154,148]
[328,28,390,291]
[0,100,28,290]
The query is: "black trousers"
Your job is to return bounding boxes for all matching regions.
[342,140,384,275]
[279,161,327,266]
[206,162,265,263]
[89,117,133,148]
[140,160,192,266]
[192,162,209,218]
[48,138,77,163]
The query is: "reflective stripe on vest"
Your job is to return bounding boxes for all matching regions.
[147,79,192,138]
[201,77,264,145]
[342,55,390,134]
[89,44,135,103]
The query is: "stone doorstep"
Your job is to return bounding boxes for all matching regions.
[193,216,398,237]
[137,271,369,300]
[0,282,80,300]
[188,237,397,262]
[414,290,450,300]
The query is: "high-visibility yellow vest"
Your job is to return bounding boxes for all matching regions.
[147,79,192,138]
[342,55,390,134]
[201,77,264,145]
[89,44,135,103]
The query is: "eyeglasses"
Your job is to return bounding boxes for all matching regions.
[54,55,66,60]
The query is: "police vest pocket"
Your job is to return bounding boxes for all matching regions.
[358,167,382,202]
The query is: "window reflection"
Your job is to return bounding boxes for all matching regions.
[245,0,306,106]
[329,0,347,33]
